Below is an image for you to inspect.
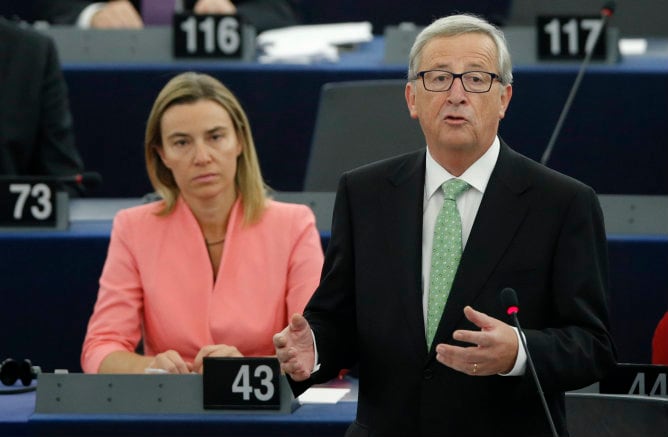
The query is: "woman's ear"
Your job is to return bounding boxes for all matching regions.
[154,144,166,163]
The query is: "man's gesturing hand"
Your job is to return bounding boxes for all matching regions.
[273,313,315,381]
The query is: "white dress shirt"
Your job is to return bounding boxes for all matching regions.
[421,137,526,375]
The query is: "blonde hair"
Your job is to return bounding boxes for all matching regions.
[145,72,267,224]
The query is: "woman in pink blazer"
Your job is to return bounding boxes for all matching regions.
[81,72,324,374]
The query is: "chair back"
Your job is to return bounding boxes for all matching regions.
[304,79,424,191]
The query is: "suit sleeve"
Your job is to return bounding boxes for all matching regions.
[34,0,94,24]
[302,174,359,384]
[524,186,617,392]
[35,35,85,193]
[234,0,299,32]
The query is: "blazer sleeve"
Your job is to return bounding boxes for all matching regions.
[81,210,144,373]
[284,204,324,317]
[524,185,617,392]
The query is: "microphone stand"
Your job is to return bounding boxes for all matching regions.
[510,312,559,437]
[541,3,616,166]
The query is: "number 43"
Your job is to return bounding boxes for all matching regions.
[231,364,275,401]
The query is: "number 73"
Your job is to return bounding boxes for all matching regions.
[9,183,53,220]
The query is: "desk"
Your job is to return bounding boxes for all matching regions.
[2,384,666,437]
[1,206,666,373]
[63,38,668,197]
[0,390,355,436]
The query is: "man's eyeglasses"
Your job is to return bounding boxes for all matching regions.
[414,70,500,93]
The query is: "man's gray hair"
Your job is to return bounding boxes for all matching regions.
[407,14,513,86]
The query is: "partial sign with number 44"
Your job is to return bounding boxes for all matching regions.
[203,357,281,410]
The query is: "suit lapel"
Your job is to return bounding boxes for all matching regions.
[433,143,532,349]
[381,150,429,357]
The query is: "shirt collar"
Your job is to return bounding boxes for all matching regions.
[425,136,500,201]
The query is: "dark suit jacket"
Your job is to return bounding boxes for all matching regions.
[34,0,300,33]
[0,19,84,191]
[301,143,616,437]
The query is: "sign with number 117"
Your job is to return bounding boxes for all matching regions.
[537,16,607,60]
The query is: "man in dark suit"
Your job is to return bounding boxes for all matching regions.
[274,14,616,437]
[34,0,300,33]
[0,18,84,193]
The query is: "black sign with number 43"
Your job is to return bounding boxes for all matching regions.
[0,178,57,227]
[173,13,244,59]
[203,357,281,410]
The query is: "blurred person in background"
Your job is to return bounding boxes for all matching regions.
[0,17,85,196]
[34,0,300,33]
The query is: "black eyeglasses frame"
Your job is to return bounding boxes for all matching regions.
[414,70,501,93]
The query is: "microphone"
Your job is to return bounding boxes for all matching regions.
[0,172,103,197]
[540,1,617,166]
[57,172,103,189]
[0,171,102,189]
[500,287,559,437]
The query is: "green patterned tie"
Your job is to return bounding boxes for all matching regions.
[427,178,470,346]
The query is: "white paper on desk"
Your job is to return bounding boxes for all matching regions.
[258,40,338,64]
[297,387,351,404]
[619,38,648,55]
[257,22,373,64]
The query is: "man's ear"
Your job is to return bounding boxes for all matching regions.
[405,81,419,120]
[498,84,512,120]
